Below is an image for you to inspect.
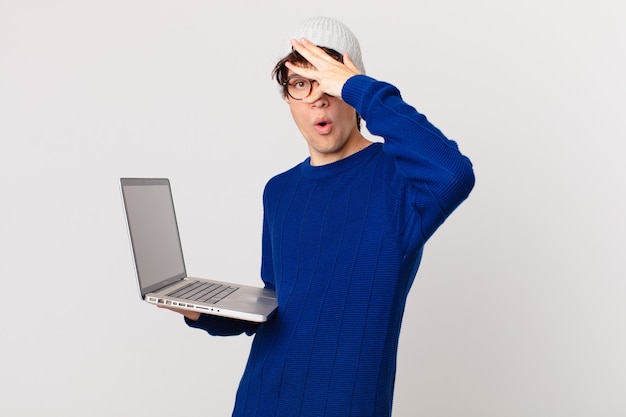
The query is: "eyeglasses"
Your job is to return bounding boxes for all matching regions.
[282,76,318,100]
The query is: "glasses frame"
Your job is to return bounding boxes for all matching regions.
[282,75,318,100]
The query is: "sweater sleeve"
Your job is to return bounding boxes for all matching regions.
[185,313,260,336]
[342,75,475,244]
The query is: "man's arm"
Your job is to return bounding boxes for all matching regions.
[288,37,474,232]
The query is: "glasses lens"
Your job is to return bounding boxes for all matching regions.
[286,77,311,100]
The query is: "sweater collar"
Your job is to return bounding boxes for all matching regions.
[299,142,380,179]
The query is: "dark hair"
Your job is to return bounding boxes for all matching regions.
[272,47,362,131]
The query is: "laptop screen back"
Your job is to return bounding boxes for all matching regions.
[121,178,186,296]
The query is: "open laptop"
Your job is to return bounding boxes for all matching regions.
[120,178,277,322]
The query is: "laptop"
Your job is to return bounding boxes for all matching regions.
[120,177,277,322]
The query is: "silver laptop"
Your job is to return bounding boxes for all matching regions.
[120,178,277,322]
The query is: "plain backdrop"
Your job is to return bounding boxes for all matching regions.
[1,1,624,416]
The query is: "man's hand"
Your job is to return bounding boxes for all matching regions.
[285,37,362,103]
[157,304,201,322]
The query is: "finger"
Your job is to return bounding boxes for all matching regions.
[284,61,316,78]
[303,91,326,104]
[342,52,361,73]
[290,38,315,59]
[289,39,322,69]
[291,38,339,66]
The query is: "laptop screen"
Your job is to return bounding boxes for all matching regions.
[121,178,186,295]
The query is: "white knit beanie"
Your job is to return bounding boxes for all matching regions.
[279,16,366,74]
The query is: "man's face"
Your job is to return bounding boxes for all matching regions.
[285,66,360,166]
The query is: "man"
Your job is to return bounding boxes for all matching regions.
[167,16,474,417]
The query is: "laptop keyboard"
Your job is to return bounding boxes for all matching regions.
[167,281,239,304]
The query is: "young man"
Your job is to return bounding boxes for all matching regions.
[169,16,474,417]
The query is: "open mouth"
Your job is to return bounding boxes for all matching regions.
[315,117,331,128]
[314,120,332,134]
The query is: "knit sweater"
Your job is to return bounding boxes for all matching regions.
[187,75,475,416]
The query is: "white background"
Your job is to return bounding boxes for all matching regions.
[1,1,624,416]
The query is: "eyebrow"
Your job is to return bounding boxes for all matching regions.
[285,74,313,82]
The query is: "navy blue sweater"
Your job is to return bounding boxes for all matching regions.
[188,75,475,416]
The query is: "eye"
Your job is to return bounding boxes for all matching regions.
[288,78,310,91]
